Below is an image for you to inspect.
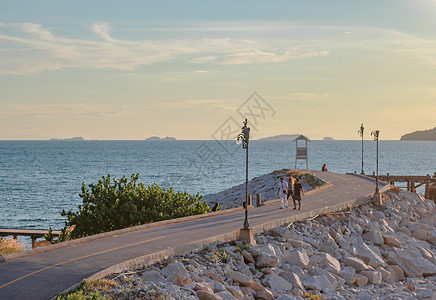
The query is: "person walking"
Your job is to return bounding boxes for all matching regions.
[287,176,295,202]
[293,178,304,210]
[277,177,288,209]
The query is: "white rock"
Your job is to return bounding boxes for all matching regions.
[353,243,387,268]
[141,270,162,282]
[285,249,309,269]
[226,271,252,286]
[382,234,401,247]
[344,257,372,271]
[363,229,384,245]
[279,272,305,291]
[412,228,428,240]
[215,291,236,300]
[303,275,335,291]
[360,270,382,285]
[162,262,188,280]
[263,274,293,291]
[354,274,368,287]
[311,252,341,275]
[387,249,436,277]
[225,286,244,300]
[256,252,279,268]
[271,227,290,238]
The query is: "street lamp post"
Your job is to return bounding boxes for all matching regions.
[371,130,380,193]
[237,119,250,229]
[358,123,364,175]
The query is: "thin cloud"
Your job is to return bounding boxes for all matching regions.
[1,21,435,75]
[0,104,149,119]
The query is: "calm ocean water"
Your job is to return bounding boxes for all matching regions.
[1,140,435,232]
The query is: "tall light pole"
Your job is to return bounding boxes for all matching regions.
[371,130,380,193]
[358,123,364,175]
[237,119,250,229]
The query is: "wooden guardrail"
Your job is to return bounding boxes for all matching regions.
[368,172,436,200]
[0,229,61,249]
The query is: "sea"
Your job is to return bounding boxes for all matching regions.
[1,140,435,234]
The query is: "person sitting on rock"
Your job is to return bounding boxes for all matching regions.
[322,164,328,172]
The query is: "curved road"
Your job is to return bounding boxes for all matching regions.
[0,171,380,299]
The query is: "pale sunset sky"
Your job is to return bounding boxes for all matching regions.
[1,1,435,140]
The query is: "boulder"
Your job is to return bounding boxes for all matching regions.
[263,274,293,291]
[379,267,396,282]
[387,265,405,281]
[226,271,252,286]
[302,275,334,292]
[412,228,428,240]
[197,290,223,300]
[341,266,356,285]
[279,272,305,291]
[354,274,368,287]
[215,291,237,300]
[195,282,215,293]
[162,262,188,280]
[248,281,274,300]
[360,270,382,285]
[382,234,401,248]
[256,252,279,268]
[241,250,255,264]
[311,252,341,275]
[353,243,387,268]
[344,257,372,271]
[172,273,192,286]
[426,230,436,245]
[285,249,309,269]
[206,271,224,284]
[363,230,384,245]
[388,249,436,277]
[271,227,291,238]
[225,286,244,300]
[141,270,162,282]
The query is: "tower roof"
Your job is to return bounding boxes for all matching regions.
[292,135,311,142]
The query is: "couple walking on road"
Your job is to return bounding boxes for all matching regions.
[278,176,304,210]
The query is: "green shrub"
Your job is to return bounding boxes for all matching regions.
[56,290,101,300]
[55,174,210,239]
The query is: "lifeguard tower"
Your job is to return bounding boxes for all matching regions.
[293,135,311,169]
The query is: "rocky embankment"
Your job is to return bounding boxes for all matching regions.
[203,170,327,210]
[83,188,436,299]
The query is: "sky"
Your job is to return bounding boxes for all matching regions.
[1,0,435,140]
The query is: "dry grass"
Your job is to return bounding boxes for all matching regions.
[80,279,118,295]
[286,169,307,177]
[0,238,24,255]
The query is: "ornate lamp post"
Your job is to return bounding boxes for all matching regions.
[371,130,380,193]
[237,119,250,229]
[358,123,364,175]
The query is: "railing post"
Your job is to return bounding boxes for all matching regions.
[256,193,262,207]
[31,237,37,249]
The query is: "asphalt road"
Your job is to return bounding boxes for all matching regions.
[0,171,378,300]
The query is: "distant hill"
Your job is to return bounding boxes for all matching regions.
[49,137,84,141]
[258,134,300,141]
[323,137,335,141]
[145,136,177,141]
[400,127,436,141]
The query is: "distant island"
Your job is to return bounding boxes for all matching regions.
[400,127,436,141]
[145,136,177,141]
[258,134,300,141]
[323,137,335,141]
[49,137,84,141]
